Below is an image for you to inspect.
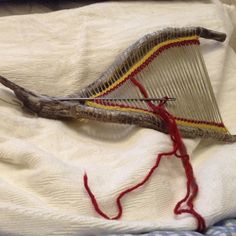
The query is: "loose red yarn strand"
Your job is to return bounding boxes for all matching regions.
[131,78,206,231]
[83,148,177,219]
[83,77,206,232]
[83,173,110,220]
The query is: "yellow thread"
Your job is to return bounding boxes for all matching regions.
[91,35,198,98]
[86,35,227,133]
[87,101,151,115]
[87,101,228,133]
[176,120,228,133]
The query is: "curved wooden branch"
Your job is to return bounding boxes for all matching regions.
[0,27,235,142]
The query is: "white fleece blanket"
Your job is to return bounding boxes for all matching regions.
[0,1,236,235]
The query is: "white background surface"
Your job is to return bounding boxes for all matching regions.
[0,1,236,235]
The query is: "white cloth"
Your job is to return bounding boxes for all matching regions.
[0,1,236,235]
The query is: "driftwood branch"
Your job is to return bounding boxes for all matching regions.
[0,27,235,142]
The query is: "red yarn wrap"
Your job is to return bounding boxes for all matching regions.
[83,77,206,232]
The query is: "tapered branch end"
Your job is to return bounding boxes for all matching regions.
[196,27,226,42]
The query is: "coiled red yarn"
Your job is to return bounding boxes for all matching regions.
[83,77,206,232]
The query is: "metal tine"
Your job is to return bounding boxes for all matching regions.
[98,66,117,100]
[168,47,193,119]
[129,48,145,109]
[181,45,206,121]
[106,67,117,98]
[133,71,148,109]
[186,45,213,122]
[115,48,138,106]
[138,36,156,111]
[143,36,159,100]
[193,46,221,123]
[55,97,176,102]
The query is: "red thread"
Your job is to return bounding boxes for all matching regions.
[93,98,225,128]
[94,98,225,128]
[98,39,199,97]
[130,78,206,231]
[84,148,176,220]
[84,77,206,232]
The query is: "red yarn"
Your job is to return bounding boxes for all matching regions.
[83,77,206,232]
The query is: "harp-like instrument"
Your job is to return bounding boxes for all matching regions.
[0,27,234,232]
[0,27,234,142]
